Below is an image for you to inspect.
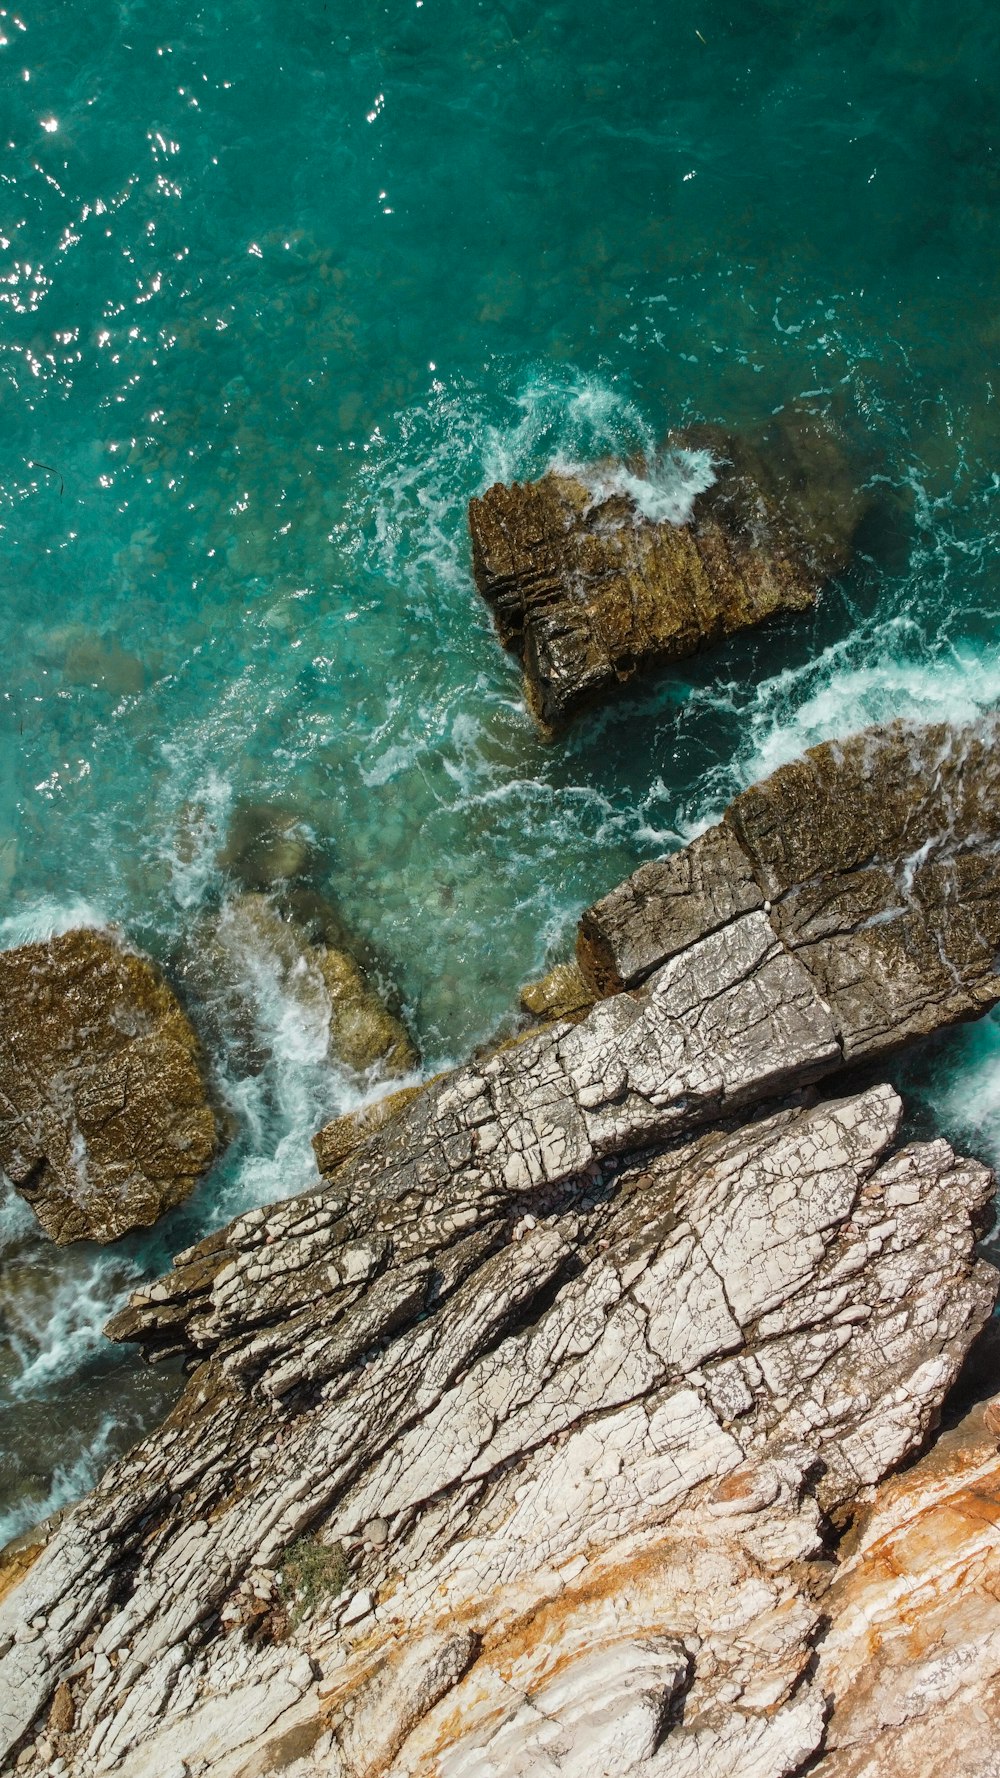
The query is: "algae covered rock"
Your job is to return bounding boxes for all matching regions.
[182,893,417,1081]
[312,1081,427,1176]
[0,928,217,1244]
[468,420,862,733]
[317,945,417,1076]
[518,956,595,1023]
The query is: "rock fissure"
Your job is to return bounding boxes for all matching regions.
[5,719,1000,1776]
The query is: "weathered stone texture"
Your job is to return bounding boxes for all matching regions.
[579,714,1000,1060]
[469,433,823,732]
[810,1393,1000,1778]
[0,928,216,1244]
[0,1083,993,1775]
[577,822,764,993]
[108,904,845,1361]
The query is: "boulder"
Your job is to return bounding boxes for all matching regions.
[468,419,863,733]
[0,929,216,1244]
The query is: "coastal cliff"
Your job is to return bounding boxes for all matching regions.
[3,716,1000,1777]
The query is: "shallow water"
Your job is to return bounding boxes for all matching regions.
[1,0,998,1538]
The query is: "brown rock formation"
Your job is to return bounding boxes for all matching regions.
[579,714,1000,1060]
[518,957,595,1024]
[468,420,863,733]
[0,928,216,1244]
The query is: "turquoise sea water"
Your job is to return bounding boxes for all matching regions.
[1,0,998,1537]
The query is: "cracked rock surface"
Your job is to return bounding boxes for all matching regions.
[2,716,1000,1776]
[809,1386,1000,1778]
[467,420,861,733]
[579,714,1000,1060]
[0,1084,993,1775]
[0,928,217,1244]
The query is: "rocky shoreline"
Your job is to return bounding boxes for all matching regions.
[2,715,1000,1776]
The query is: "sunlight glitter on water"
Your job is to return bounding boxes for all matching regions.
[1,0,998,1531]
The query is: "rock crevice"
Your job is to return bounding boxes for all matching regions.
[3,716,1000,1777]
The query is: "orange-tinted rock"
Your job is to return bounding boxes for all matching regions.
[813,1394,1000,1777]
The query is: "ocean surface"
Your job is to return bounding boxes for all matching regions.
[1,0,998,1539]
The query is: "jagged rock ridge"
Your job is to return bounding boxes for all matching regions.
[579,715,1000,1060]
[2,716,1000,1776]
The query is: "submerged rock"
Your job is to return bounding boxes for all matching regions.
[217,801,321,891]
[3,716,1000,1775]
[180,892,417,1081]
[0,929,216,1244]
[468,420,861,733]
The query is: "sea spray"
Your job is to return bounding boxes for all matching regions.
[1,0,998,1534]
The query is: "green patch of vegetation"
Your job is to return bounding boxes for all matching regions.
[279,1535,351,1625]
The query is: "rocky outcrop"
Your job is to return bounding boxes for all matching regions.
[0,1081,993,1775]
[579,715,1000,1059]
[468,419,864,733]
[0,929,217,1244]
[2,715,1000,1775]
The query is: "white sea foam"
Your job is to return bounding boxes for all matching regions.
[0,1413,120,1549]
[681,624,1000,830]
[737,649,1000,788]
[0,1176,37,1251]
[0,895,107,945]
[7,1250,139,1397]
[929,1013,1000,1177]
[160,763,234,912]
[572,446,717,528]
[478,366,668,491]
